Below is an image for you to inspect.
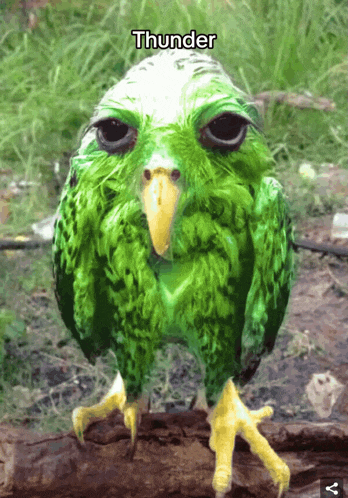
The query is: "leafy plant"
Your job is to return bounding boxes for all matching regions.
[0,309,26,365]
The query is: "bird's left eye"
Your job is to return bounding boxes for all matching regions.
[199,112,249,152]
[94,118,137,154]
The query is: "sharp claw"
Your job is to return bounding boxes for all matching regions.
[77,430,84,444]
[209,379,290,497]
[123,401,140,460]
[276,462,290,497]
[71,372,128,446]
[72,407,87,444]
[125,437,137,461]
[71,374,147,462]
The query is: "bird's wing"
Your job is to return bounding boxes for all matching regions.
[52,177,114,363]
[240,176,293,382]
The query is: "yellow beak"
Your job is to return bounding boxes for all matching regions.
[142,168,181,257]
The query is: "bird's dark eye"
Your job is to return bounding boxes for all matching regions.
[199,112,249,152]
[94,118,137,154]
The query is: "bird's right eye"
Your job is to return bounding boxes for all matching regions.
[94,118,137,154]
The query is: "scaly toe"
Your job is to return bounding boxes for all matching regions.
[212,464,233,497]
[72,406,90,443]
[275,461,291,497]
[261,446,290,496]
[250,405,274,424]
[123,403,138,439]
[123,402,139,461]
[209,380,290,498]
[71,372,131,446]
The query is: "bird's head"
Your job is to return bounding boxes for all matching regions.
[69,50,272,261]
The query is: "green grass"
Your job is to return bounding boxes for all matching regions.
[0,0,346,232]
[0,0,347,433]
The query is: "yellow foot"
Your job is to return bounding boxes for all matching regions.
[72,371,148,460]
[123,396,149,461]
[208,379,290,498]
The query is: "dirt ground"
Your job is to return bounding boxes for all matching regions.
[3,215,348,431]
[243,213,348,424]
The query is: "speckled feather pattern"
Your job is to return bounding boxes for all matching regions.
[53,50,293,404]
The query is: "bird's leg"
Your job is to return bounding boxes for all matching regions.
[72,371,148,460]
[190,358,209,412]
[208,379,290,498]
[191,385,210,411]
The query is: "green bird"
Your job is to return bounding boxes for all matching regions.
[53,49,292,497]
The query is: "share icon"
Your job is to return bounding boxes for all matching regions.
[320,478,344,498]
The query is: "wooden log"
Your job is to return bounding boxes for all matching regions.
[0,411,347,497]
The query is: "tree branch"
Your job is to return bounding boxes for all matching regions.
[0,411,347,497]
[293,239,348,258]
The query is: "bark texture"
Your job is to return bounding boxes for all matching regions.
[0,411,347,497]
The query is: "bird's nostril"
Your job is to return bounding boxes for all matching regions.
[143,169,151,181]
[171,170,180,181]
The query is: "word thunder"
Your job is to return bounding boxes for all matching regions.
[131,30,217,50]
